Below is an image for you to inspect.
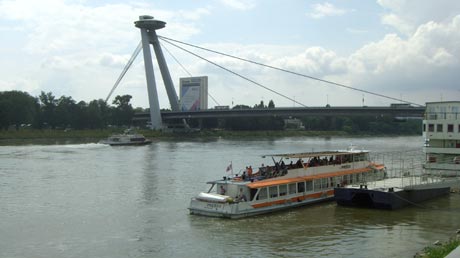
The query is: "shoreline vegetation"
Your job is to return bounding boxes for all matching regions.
[415,229,460,258]
[0,128,420,145]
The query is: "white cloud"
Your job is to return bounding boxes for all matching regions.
[378,0,460,35]
[1,0,459,108]
[182,14,460,106]
[219,0,256,11]
[0,0,212,106]
[308,2,347,19]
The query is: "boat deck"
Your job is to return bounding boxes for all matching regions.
[343,176,459,192]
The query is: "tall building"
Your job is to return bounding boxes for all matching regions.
[179,76,208,111]
[422,101,460,176]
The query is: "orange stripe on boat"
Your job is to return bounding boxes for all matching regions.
[247,167,376,189]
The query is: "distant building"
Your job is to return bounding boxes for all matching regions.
[422,101,460,176]
[179,76,208,111]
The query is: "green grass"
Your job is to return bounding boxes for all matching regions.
[423,239,460,258]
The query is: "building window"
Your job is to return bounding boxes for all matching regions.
[428,124,434,132]
[437,124,443,132]
[448,124,454,133]
[423,124,426,132]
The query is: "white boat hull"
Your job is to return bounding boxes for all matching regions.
[189,194,333,219]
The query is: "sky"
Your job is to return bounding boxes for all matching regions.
[1,0,460,109]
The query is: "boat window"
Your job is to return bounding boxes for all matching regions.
[305,181,313,192]
[257,188,268,200]
[207,183,216,193]
[321,178,328,189]
[288,183,296,195]
[279,184,287,196]
[269,186,278,198]
[297,182,305,193]
[314,179,321,190]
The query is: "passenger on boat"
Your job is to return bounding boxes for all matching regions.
[296,159,303,168]
[280,160,286,169]
[247,166,253,178]
[220,185,226,195]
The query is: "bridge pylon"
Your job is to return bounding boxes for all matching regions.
[134,15,181,129]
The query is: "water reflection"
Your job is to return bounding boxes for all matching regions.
[140,144,159,204]
[1,137,460,258]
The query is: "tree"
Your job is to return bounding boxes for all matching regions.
[0,91,38,130]
[55,96,76,128]
[86,99,112,129]
[39,91,57,128]
[112,95,134,126]
[268,100,275,109]
[254,100,265,109]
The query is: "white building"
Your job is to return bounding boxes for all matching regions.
[422,101,460,176]
[179,76,208,111]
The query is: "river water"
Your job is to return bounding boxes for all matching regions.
[1,136,459,258]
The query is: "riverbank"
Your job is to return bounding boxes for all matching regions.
[0,128,420,141]
[0,129,345,145]
[415,230,460,258]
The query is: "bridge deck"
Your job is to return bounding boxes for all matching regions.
[133,106,425,121]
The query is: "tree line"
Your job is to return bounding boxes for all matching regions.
[1,90,421,134]
[0,90,136,130]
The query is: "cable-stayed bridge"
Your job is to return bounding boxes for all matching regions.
[108,15,426,129]
[133,106,424,122]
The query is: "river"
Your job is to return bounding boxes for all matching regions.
[1,136,459,258]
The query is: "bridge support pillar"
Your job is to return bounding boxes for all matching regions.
[135,15,184,130]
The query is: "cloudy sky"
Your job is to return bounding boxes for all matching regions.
[1,0,459,108]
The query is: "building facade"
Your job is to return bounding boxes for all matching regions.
[179,76,208,111]
[422,101,460,176]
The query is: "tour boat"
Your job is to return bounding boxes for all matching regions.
[188,146,386,219]
[99,129,152,146]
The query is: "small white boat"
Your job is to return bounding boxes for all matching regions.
[99,129,152,146]
[189,146,386,219]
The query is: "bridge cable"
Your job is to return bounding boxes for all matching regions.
[158,36,423,107]
[159,37,308,107]
[105,40,142,103]
[160,42,221,106]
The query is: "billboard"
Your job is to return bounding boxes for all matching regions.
[180,76,208,111]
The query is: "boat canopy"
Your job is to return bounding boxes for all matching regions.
[264,150,369,159]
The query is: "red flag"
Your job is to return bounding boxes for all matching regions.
[226,162,232,173]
